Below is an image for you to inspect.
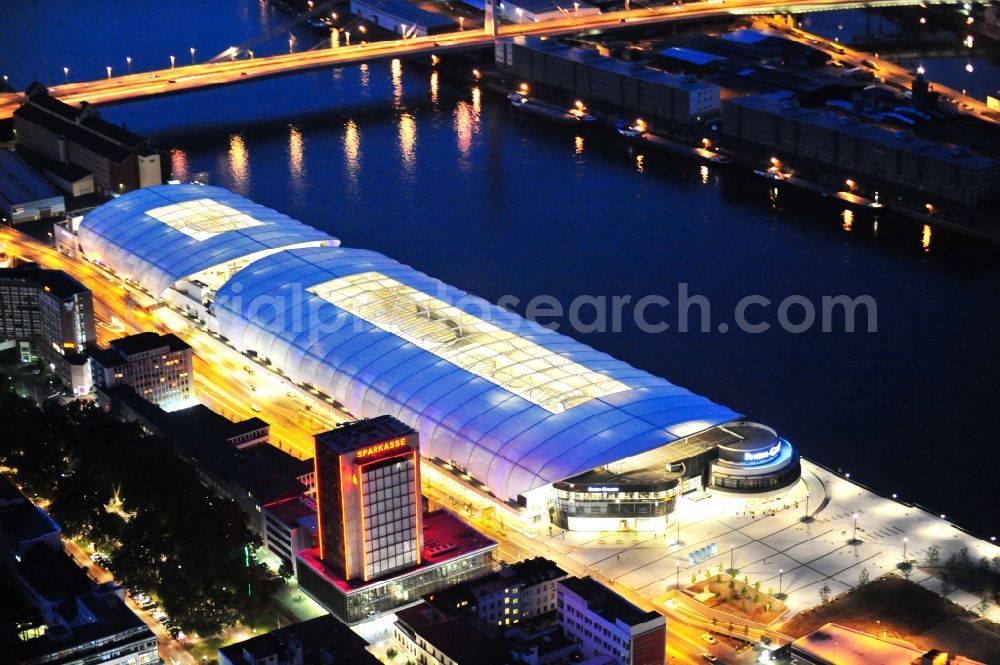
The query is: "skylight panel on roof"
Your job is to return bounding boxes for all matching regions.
[308,271,631,413]
[145,198,264,241]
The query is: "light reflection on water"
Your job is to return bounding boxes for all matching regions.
[841,208,854,233]
[343,119,361,199]
[391,58,403,106]
[228,134,249,194]
[399,113,416,177]
[171,148,189,182]
[289,125,305,198]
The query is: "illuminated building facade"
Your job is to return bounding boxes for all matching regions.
[0,262,95,394]
[315,416,421,582]
[90,332,194,408]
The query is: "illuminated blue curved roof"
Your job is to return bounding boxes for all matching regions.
[214,245,741,499]
[78,184,336,296]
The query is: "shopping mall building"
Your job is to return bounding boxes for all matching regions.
[77,184,801,532]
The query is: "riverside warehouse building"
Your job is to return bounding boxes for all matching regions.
[74,184,801,532]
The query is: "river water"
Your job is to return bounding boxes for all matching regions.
[2,0,999,534]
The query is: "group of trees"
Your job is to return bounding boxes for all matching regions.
[927,544,1000,604]
[0,390,283,635]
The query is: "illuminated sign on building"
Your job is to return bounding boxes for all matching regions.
[743,442,782,464]
[355,437,407,460]
[586,486,620,493]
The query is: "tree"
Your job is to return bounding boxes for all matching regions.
[386,647,399,660]
[691,573,698,586]
[277,562,294,580]
[819,583,832,603]
[728,577,735,589]
[927,544,941,566]
[753,581,761,592]
[858,566,870,586]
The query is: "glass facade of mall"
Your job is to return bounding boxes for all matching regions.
[710,457,801,493]
[550,486,677,529]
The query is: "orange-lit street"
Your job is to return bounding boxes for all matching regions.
[0,226,342,457]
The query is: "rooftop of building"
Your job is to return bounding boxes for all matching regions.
[218,615,377,665]
[1,543,156,665]
[350,0,455,28]
[263,496,318,530]
[0,498,60,549]
[726,93,1000,169]
[424,557,566,615]
[0,149,61,205]
[790,623,927,665]
[395,603,510,665]
[657,46,726,67]
[0,262,90,300]
[15,87,148,164]
[298,509,496,593]
[105,387,308,506]
[558,576,661,627]
[316,415,417,456]
[166,404,268,442]
[506,618,577,657]
[514,36,718,93]
[108,331,191,357]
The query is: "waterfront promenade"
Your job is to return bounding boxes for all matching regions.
[523,459,1000,622]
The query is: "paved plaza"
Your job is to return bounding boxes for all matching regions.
[522,459,1000,625]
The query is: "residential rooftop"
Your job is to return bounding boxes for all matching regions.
[108,331,191,357]
[395,603,509,665]
[218,615,378,665]
[0,262,90,300]
[559,576,660,627]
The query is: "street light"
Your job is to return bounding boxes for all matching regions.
[459,16,465,29]
[126,56,132,74]
[106,66,112,79]
[802,491,811,522]
[170,55,176,69]
[63,67,69,83]
[676,560,680,590]
[730,544,735,574]
[902,537,908,562]
[852,512,859,543]
[190,47,196,64]
[778,569,784,598]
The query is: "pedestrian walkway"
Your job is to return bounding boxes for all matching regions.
[529,459,1000,624]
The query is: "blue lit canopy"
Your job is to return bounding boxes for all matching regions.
[78,184,336,296]
[213,246,741,499]
[83,185,740,500]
